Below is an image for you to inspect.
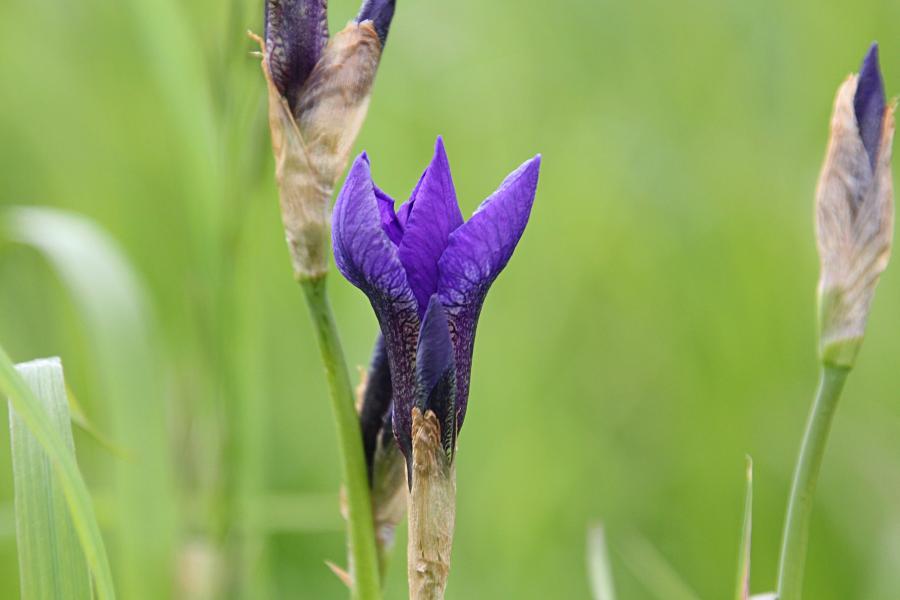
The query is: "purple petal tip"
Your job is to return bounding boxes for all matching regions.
[854,42,886,169]
[356,0,396,45]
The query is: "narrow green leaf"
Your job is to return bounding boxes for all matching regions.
[9,358,92,599]
[736,457,753,600]
[587,524,617,600]
[2,206,176,600]
[1,350,115,599]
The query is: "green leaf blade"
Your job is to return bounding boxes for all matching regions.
[1,349,115,599]
[9,358,93,600]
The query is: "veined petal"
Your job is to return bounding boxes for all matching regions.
[398,137,464,314]
[333,154,420,431]
[333,154,410,299]
[854,43,886,170]
[396,170,426,227]
[437,155,541,428]
[375,184,404,245]
[356,0,396,46]
[264,0,329,103]
[414,296,457,461]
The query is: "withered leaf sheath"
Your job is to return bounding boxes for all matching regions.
[816,43,895,367]
[258,0,395,279]
[407,408,455,600]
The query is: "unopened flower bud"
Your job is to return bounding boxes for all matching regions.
[257,0,395,279]
[816,43,895,367]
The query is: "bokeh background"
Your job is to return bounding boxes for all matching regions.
[1,0,899,598]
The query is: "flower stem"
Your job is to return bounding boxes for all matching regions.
[300,275,381,600]
[776,364,849,600]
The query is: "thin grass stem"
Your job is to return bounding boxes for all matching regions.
[300,275,381,600]
[776,365,849,600]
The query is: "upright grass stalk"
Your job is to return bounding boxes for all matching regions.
[300,275,381,600]
[776,365,848,600]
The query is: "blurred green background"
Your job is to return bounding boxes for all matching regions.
[1,0,899,598]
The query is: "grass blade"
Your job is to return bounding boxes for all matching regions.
[588,524,618,600]
[2,207,175,599]
[1,350,115,599]
[736,457,753,600]
[9,358,92,599]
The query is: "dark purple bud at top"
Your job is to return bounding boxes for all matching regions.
[358,335,393,483]
[264,0,329,103]
[854,42,886,170]
[356,0,396,46]
[415,296,457,462]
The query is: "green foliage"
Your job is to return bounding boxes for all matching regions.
[0,0,898,598]
[2,207,176,600]
[9,358,92,600]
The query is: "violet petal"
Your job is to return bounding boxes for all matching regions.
[333,154,420,456]
[437,155,541,429]
[414,296,457,462]
[356,0,396,46]
[264,0,329,103]
[854,42,886,170]
[398,137,464,314]
[375,184,404,245]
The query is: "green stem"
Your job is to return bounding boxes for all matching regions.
[776,364,850,600]
[300,275,381,600]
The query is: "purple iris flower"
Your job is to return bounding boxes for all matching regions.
[264,0,396,109]
[854,42,886,170]
[333,137,541,463]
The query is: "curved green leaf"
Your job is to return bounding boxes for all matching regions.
[1,350,115,599]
